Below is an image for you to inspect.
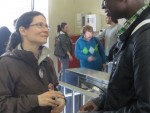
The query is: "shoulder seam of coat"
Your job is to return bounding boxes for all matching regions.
[131,19,150,35]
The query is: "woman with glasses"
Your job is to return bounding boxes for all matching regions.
[0,11,65,113]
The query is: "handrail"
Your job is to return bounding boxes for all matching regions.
[59,81,99,98]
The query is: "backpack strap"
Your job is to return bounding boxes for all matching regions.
[131,19,150,35]
[93,37,101,54]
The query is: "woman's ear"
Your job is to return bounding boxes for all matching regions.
[19,27,26,36]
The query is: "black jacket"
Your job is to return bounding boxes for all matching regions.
[0,46,58,113]
[59,32,72,56]
[93,5,150,113]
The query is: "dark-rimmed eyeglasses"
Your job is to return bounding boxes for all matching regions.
[29,22,50,29]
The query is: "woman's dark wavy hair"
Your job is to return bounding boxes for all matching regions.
[57,22,67,33]
[6,11,45,51]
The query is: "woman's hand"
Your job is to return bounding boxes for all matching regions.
[67,51,73,61]
[69,54,73,61]
[51,98,66,113]
[38,91,65,107]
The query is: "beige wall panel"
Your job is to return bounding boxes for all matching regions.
[48,0,108,72]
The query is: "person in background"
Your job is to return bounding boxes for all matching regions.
[0,26,11,55]
[80,0,150,113]
[75,25,106,89]
[57,22,73,82]
[0,11,65,113]
[99,13,121,60]
[75,25,106,71]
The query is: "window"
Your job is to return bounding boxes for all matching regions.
[0,0,48,32]
[0,0,32,31]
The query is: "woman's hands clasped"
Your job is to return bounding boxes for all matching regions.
[51,97,66,113]
[38,90,65,107]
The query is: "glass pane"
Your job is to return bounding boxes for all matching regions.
[0,0,31,31]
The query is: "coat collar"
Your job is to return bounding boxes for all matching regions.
[118,5,150,43]
[113,5,150,57]
[17,44,50,65]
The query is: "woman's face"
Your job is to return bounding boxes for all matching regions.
[20,15,49,46]
[84,31,93,41]
[62,24,69,33]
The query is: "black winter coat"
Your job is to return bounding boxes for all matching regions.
[93,5,150,113]
[59,32,72,56]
